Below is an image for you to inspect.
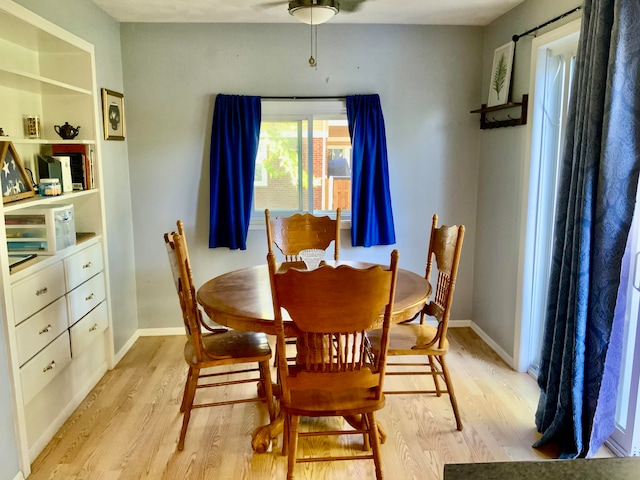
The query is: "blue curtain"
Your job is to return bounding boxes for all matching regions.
[346,94,396,247]
[209,94,261,250]
[534,0,640,457]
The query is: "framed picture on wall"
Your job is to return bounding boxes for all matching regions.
[101,88,126,140]
[487,41,515,107]
[0,141,36,204]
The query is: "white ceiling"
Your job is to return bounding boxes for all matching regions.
[90,0,526,26]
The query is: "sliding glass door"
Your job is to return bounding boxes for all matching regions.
[520,17,640,457]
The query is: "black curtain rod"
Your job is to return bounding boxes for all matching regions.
[261,96,346,100]
[512,5,582,42]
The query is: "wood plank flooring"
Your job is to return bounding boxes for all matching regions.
[28,328,612,479]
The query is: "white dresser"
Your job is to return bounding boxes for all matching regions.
[11,241,110,458]
[0,1,114,474]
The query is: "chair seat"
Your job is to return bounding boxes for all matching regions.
[284,387,385,417]
[368,323,449,355]
[184,329,272,366]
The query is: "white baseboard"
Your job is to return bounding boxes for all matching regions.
[113,330,140,365]
[469,321,515,367]
[126,321,515,370]
[397,317,516,367]
[449,319,472,328]
[138,327,184,336]
[111,328,182,368]
[14,471,25,480]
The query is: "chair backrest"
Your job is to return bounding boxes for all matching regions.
[268,250,399,404]
[164,221,209,362]
[423,214,465,347]
[164,220,188,295]
[265,209,341,262]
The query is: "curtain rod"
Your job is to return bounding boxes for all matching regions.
[512,5,582,42]
[261,96,346,100]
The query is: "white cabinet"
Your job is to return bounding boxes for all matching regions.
[70,301,108,356]
[0,1,113,473]
[20,332,72,405]
[67,272,106,325]
[11,261,66,323]
[64,242,104,291]
[14,297,68,366]
[12,244,109,457]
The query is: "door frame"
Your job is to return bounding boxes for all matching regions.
[513,18,582,373]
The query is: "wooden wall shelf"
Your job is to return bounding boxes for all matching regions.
[470,94,528,130]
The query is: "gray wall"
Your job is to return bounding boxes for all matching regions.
[473,0,582,358]
[119,22,482,331]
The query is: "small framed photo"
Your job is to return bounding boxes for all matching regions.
[487,41,515,107]
[0,141,36,204]
[101,88,126,140]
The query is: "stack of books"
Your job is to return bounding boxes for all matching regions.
[51,144,95,191]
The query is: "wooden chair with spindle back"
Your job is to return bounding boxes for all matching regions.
[164,221,275,451]
[368,213,465,431]
[268,249,399,480]
[265,208,341,365]
[265,208,341,262]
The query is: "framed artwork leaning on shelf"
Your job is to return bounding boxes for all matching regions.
[102,88,126,140]
[0,141,36,204]
[487,41,515,107]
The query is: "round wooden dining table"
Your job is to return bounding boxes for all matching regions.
[196,260,430,453]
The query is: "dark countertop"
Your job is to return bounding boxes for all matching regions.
[444,457,640,479]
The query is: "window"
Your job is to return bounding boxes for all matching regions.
[252,100,351,218]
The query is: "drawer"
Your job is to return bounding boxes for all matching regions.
[64,242,104,291]
[66,272,106,326]
[70,301,108,357]
[12,262,66,325]
[15,298,68,367]
[20,331,71,405]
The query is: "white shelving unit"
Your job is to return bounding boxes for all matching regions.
[0,1,113,475]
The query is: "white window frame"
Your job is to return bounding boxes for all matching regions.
[514,18,581,373]
[250,99,349,225]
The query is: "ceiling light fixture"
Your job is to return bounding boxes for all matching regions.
[289,0,339,25]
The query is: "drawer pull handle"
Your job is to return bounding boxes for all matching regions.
[85,293,95,301]
[35,287,48,296]
[89,323,99,332]
[38,324,53,335]
[82,261,92,269]
[42,361,56,373]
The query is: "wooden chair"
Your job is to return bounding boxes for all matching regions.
[164,221,275,451]
[265,208,341,262]
[164,221,227,334]
[265,208,341,366]
[367,214,465,431]
[267,249,399,480]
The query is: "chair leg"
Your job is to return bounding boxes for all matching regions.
[259,360,276,421]
[282,414,289,456]
[428,355,442,396]
[287,414,300,480]
[367,412,384,480]
[177,366,200,450]
[439,356,463,431]
[180,366,193,412]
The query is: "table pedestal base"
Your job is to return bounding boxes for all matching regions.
[250,412,386,453]
[252,412,284,453]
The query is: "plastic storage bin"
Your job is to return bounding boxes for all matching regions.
[5,204,76,255]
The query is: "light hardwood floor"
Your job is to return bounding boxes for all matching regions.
[28,328,611,479]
